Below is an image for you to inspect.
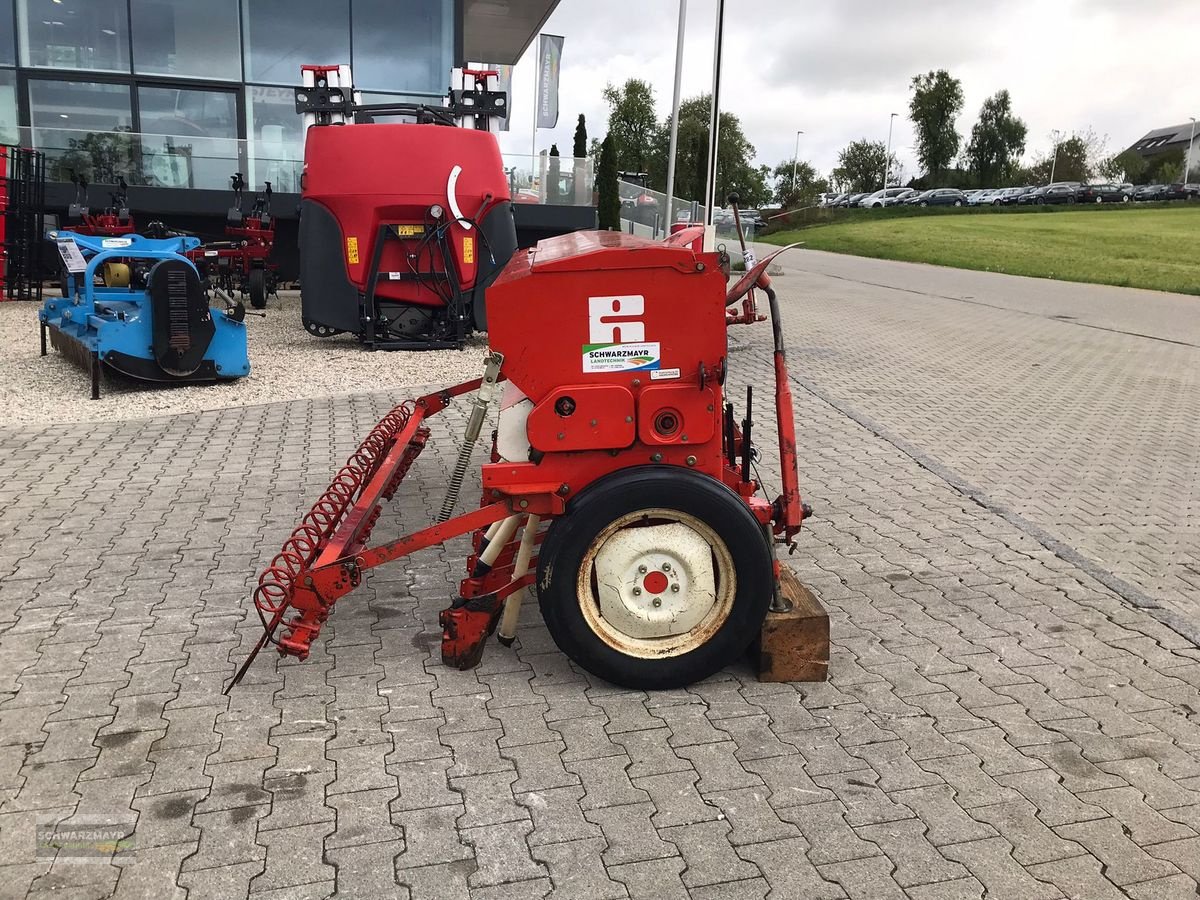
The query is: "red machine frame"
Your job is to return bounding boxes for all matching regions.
[231,233,805,687]
[186,177,278,308]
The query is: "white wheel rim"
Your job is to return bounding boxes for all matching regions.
[577,509,736,659]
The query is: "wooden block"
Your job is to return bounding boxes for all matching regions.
[754,567,829,682]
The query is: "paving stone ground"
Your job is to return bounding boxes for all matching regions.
[2,255,1199,899]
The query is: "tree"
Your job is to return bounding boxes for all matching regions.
[601,79,658,174]
[1098,149,1147,184]
[1144,147,1185,184]
[771,159,829,209]
[646,95,770,207]
[965,90,1027,187]
[573,114,588,158]
[909,69,965,184]
[831,140,897,194]
[596,134,621,229]
[1029,129,1108,183]
[548,143,561,205]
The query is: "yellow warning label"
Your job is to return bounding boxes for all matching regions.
[394,224,423,237]
[346,236,359,265]
[462,236,475,264]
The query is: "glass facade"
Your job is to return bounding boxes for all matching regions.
[131,0,241,81]
[243,0,349,86]
[246,84,302,193]
[0,69,16,143]
[19,0,130,72]
[353,0,452,94]
[139,85,239,190]
[0,0,15,66]
[9,0,460,193]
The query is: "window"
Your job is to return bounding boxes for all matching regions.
[247,85,302,193]
[353,0,451,94]
[29,79,133,182]
[138,86,239,190]
[132,0,240,81]
[0,69,16,143]
[243,0,349,86]
[19,0,130,72]
[0,0,14,66]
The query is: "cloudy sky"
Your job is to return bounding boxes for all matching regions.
[493,0,1199,184]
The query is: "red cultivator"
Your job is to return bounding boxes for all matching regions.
[229,66,818,691]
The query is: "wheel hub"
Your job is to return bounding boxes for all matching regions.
[593,522,717,640]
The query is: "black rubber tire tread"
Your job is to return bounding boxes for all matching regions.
[249,268,267,309]
[537,466,773,690]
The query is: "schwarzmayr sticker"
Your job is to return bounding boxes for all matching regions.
[582,342,661,373]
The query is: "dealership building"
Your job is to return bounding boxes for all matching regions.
[0,0,583,272]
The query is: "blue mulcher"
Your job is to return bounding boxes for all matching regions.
[39,231,250,398]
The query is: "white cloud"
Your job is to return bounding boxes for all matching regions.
[493,0,1200,190]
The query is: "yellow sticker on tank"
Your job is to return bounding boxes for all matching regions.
[346,236,360,265]
[394,224,423,237]
[462,236,475,264]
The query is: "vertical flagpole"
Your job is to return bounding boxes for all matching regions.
[664,0,687,228]
[531,52,538,158]
[703,0,726,226]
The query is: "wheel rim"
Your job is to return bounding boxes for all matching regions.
[576,508,736,659]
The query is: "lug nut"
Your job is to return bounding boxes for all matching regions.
[671,584,680,593]
[662,563,671,572]
[652,598,662,608]
[638,565,647,573]
[632,587,642,596]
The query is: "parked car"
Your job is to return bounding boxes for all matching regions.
[846,192,871,207]
[1162,183,1200,201]
[903,190,932,205]
[1076,184,1128,204]
[1040,184,1080,205]
[969,189,1004,206]
[1132,184,1167,201]
[1019,183,1079,205]
[999,186,1035,205]
[912,188,969,207]
[860,187,914,208]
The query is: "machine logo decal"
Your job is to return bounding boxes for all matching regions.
[588,295,645,342]
[346,236,360,265]
[582,342,661,373]
[101,237,133,248]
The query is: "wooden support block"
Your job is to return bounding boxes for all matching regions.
[754,567,829,682]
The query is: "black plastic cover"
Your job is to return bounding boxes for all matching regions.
[299,199,363,333]
[149,259,213,376]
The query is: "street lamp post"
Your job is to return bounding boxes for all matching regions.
[792,130,804,190]
[1049,130,1062,184]
[702,0,726,226]
[1186,117,1197,185]
[663,0,687,229]
[883,113,897,196]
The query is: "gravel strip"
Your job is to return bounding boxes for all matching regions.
[0,290,487,427]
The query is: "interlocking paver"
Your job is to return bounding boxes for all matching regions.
[4,256,1200,899]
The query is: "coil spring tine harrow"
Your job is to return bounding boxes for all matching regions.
[227,376,494,691]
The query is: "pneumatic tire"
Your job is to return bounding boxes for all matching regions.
[537,466,773,690]
[249,268,267,309]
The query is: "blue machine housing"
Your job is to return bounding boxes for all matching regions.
[40,231,250,398]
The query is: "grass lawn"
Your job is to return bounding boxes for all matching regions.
[764,205,1200,295]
